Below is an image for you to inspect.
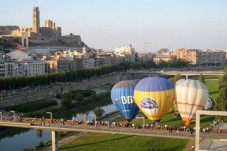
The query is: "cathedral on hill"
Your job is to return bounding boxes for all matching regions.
[0,7,61,39]
[0,7,83,48]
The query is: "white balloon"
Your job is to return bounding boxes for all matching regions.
[175,79,208,125]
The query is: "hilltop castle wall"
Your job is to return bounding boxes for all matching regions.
[0,26,19,35]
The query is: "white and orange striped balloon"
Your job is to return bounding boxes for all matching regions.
[175,79,208,125]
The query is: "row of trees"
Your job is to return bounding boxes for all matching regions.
[0,60,189,91]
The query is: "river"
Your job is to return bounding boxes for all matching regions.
[0,104,117,151]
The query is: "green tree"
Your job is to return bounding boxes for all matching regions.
[219,73,227,87]
[215,73,227,119]
[75,94,84,102]
[93,107,105,118]
[169,74,182,84]
[61,92,73,108]
[199,74,205,84]
[215,86,227,111]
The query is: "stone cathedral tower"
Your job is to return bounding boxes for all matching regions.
[32,7,40,33]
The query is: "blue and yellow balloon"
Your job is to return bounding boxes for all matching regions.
[134,77,175,122]
[111,80,139,122]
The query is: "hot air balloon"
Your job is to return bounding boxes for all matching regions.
[175,79,208,125]
[111,80,139,122]
[167,100,176,113]
[204,96,214,110]
[134,77,175,122]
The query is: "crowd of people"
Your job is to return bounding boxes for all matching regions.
[2,115,225,136]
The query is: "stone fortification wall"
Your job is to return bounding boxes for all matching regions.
[0,26,19,35]
[61,35,81,45]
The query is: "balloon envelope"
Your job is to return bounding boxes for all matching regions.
[111,80,139,122]
[167,101,176,113]
[175,79,208,125]
[204,96,214,110]
[134,77,175,121]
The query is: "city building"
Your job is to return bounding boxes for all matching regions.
[17,60,45,76]
[0,58,5,76]
[96,54,112,66]
[5,61,18,76]
[45,60,58,73]
[114,44,136,63]
[82,47,95,69]
[172,49,198,64]
[172,48,226,66]
[137,52,153,61]
[153,54,171,64]
[57,57,69,73]
[5,50,32,60]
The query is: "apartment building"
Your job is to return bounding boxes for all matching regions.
[172,49,226,65]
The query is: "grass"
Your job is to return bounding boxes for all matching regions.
[59,133,188,151]
[205,79,219,101]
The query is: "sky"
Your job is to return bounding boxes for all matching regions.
[0,0,227,51]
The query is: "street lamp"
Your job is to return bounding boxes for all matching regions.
[0,112,2,122]
[10,110,15,121]
[90,115,96,126]
[46,112,52,120]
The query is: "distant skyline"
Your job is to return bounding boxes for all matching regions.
[1,0,227,51]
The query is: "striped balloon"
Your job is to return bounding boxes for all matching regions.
[134,77,175,122]
[111,80,139,122]
[176,79,208,125]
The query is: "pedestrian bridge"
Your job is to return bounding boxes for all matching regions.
[0,120,195,151]
[0,119,226,151]
[0,121,194,139]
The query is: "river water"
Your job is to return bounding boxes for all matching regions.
[0,104,116,151]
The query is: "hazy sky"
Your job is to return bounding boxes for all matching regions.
[1,0,227,51]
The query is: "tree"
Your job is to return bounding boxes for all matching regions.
[75,94,84,102]
[219,73,227,87]
[61,92,73,108]
[215,73,227,119]
[215,86,227,111]
[93,107,105,118]
[169,74,182,84]
[199,74,205,84]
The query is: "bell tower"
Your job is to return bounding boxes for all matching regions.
[32,7,40,33]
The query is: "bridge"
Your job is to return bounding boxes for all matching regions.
[127,70,224,80]
[128,70,224,76]
[0,115,227,151]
